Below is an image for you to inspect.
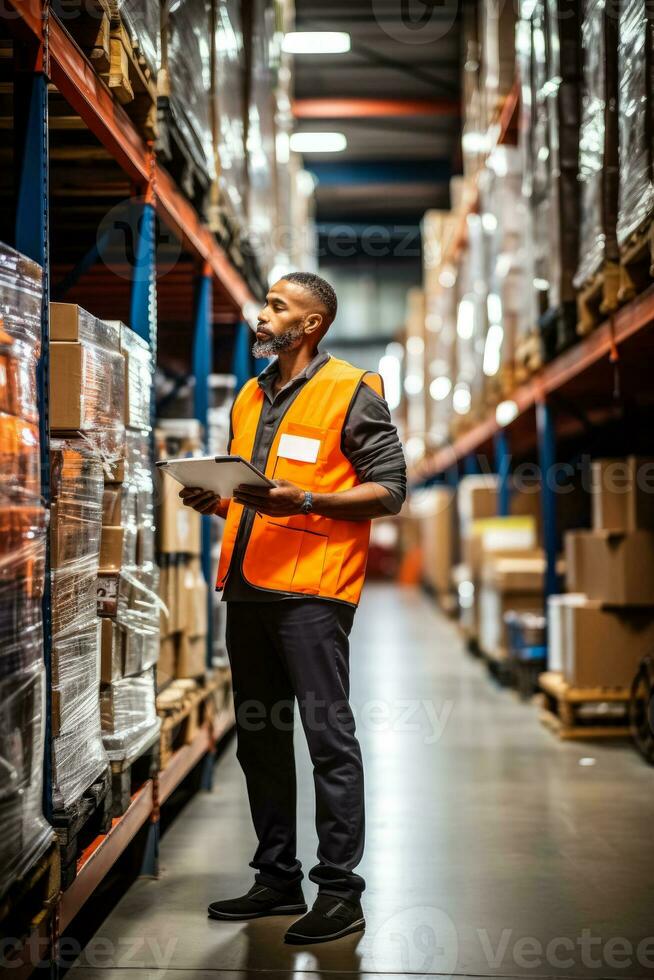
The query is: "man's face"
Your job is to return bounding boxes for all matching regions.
[252,279,318,358]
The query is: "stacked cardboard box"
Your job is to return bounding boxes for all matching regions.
[156,420,209,688]
[208,375,235,665]
[517,0,582,356]
[0,244,53,895]
[49,303,126,806]
[411,487,456,600]
[551,457,654,688]
[456,474,543,653]
[573,0,620,306]
[97,323,160,761]
[50,442,108,807]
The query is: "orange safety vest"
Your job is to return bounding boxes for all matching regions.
[215,355,384,606]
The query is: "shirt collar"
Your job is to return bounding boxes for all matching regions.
[257,350,330,400]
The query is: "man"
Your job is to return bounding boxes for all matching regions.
[181,272,406,945]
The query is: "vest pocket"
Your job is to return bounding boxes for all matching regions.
[242,515,328,595]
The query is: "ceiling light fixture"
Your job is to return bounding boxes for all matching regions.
[282,31,351,54]
[289,132,347,153]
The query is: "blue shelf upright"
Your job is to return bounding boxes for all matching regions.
[192,263,214,671]
[537,400,560,599]
[493,429,511,517]
[14,33,53,825]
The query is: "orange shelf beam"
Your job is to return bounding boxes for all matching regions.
[417,285,654,480]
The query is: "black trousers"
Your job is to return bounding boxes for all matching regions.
[225,599,366,903]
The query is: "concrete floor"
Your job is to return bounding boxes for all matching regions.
[70,584,654,980]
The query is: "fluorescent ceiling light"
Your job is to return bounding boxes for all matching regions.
[282,32,350,54]
[290,132,347,153]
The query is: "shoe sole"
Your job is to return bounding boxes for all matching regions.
[208,903,308,921]
[284,917,366,945]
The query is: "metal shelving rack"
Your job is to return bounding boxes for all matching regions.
[411,80,654,602]
[6,0,245,966]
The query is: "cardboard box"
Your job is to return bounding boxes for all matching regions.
[414,487,455,593]
[177,632,207,679]
[50,341,125,432]
[157,469,201,554]
[481,552,547,593]
[564,599,654,687]
[157,635,176,689]
[464,517,538,579]
[116,322,153,430]
[101,618,124,684]
[580,530,654,606]
[591,457,654,532]
[50,304,120,349]
[564,530,593,593]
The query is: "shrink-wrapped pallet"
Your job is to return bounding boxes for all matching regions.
[0,244,53,897]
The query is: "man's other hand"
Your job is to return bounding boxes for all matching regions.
[233,479,305,516]
[179,487,223,514]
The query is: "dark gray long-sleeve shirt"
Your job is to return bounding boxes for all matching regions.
[221,349,406,602]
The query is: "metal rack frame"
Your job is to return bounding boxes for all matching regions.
[5,2,247,969]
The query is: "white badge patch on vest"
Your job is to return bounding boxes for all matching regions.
[277,433,320,464]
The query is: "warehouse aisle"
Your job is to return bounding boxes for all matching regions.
[70,584,654,979]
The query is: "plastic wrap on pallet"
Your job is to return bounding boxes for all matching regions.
[100,668,160,762]
[165,0,215,180]
[575,0,620,287]
[50,439,108,808]
[518,0,581,313]
[215,0,247,225]
[116,0,160,76]
[106,321,154,432]
[245,0,278,277]
[0,663,54,899]
[617,0,654,247]
[0,245,52,894]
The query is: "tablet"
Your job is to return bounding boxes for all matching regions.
[156,455,275,498]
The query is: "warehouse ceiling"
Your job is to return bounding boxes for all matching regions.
[292,0,462,226]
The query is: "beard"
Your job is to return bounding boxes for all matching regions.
[252,322,306,358]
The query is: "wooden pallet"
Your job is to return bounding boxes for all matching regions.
[157,675,219,769]
[618,217,654,304]
[538,671,631,740]
[101,13,158,140]
[514,329,541,381]
[53,0,112,73]
[51,768,113,890]
[110,730,160,818]
[0,838,60,947]
[576,261,620,336]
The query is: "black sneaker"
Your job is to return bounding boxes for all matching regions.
[284,895,365,945]
[208,882,307,921]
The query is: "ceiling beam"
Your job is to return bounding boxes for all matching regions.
[293,98,459,119]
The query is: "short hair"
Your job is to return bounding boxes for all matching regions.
[281,271,338,327]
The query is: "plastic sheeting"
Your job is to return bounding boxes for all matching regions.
[617,0,654,246]
[575,0,620,287]
[100,668,160,762]
[50,441,108,809]
[117,0,160,76]
[518,0,581,312]
[164,0,215,180]
[215,0,247,224]
[0,244,53,896]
